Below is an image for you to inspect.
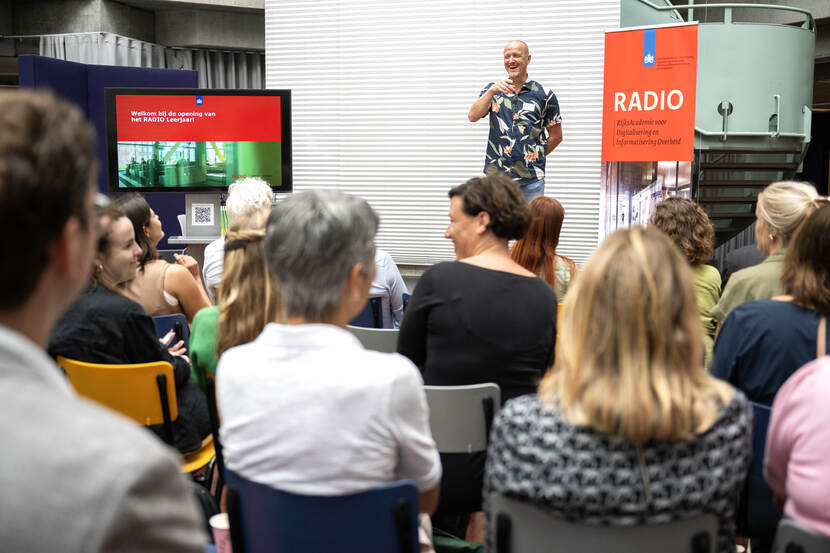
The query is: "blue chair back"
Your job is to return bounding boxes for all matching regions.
[224,469,419,553]
[349,296,383,328]
[742,401,782,543]
[153,313,190,349]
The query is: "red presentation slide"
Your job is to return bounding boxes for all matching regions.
[115,94,282,142]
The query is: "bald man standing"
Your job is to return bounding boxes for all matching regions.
[468,40,563,202]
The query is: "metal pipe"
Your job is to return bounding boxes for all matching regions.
[720,101,729,141]
[633,0,815,31]
[772,94,781,137]
[694,126,806,139]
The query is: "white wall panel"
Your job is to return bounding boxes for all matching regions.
[265,0,619,264]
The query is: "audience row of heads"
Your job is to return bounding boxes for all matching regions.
[6,90,830,420]
[649,182,830,311]
[649,180,822,267]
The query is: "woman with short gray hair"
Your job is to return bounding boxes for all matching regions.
[263,190,378,323]
[216,190,442,525]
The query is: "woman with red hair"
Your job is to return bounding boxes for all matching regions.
[510,196,577,302]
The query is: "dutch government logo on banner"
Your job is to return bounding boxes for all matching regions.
[196,95,204,105]
[643,28,656,67]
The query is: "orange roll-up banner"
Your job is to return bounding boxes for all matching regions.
[601,23,698,162]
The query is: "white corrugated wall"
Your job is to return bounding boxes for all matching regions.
[265,0,619,265]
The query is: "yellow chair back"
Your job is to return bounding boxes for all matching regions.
[56,356,178,425]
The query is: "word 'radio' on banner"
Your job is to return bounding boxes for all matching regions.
[601,24,698,162]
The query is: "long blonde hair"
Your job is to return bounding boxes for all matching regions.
[216,212,282,356]
[540,227,732,445]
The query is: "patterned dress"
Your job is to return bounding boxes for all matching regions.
[483,393,752,553]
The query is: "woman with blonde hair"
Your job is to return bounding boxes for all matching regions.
[713,203,830,404]
[484,227,751,553]
[711,180,817,323]
[189,209,281,390]
[510,195,577,302]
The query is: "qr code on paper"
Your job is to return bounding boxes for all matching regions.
[192,204,214,226]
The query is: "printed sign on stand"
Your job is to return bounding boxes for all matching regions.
[599,22,698,237]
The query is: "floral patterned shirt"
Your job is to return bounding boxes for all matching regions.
[480,78,562,187]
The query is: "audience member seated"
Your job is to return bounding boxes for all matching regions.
[370,248,409,328]
[510,195,577,302]
[202,177,274,302]
[484,227,751,553]
[766,356,830,538]
[115,193,211,322]
[397,173,556,520]
[49,204,211,454]
[712,202,830,405]
[649,196,720,362]
[0,89,205,552]
[711,181,817,324]
[721,238,766,291]
[189,212,281,391]
[217,190,441,536]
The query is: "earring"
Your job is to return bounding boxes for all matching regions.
[94,264,103,275]
[769,233,775,242]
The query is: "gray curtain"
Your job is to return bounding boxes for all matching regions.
[39,32,264,89]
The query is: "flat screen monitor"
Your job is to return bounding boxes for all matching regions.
[105,88,291,193]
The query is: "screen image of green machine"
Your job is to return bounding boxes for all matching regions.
[115,140,282,189]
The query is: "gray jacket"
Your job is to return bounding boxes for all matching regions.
[0,324,207,553]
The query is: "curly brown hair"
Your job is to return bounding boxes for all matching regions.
[448,173,531,240]
[649,197,714,265]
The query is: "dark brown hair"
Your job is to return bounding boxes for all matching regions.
[91,204,127,286]
[0,90,98,308]
[511,196,575,287]
[781,204,830,314]
[115,193,158,269]
[95,204,126,256]
[448,173,531,240]
[649,196,714,265]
